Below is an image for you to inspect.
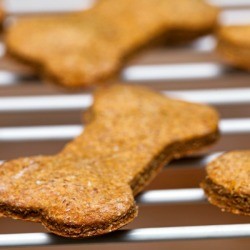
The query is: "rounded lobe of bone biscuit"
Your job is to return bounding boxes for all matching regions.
[64,85,219,161]
[0,156,136,237]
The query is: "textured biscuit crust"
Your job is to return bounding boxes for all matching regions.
[6,0,218,88]
[0,85,219,237]
[217,25,250,71]
[201,151,250,216]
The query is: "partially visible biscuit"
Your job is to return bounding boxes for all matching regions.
[6,0,218,88]
[0,2,4,29]
[0,85,219,238]
[201,151,250,216]
[217,25,250,71]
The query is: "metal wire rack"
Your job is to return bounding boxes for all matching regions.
[0,0,250,248]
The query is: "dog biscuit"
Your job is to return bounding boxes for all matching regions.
[0,85,219,237]
[6,0,218,87]
[201,151,250,216]
[217,25,250,71]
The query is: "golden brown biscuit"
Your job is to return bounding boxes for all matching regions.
[217,25,250,71]
[6,0,218,88]
[0,85,219,237]
[201,151,250,216]
[0,2,4,29]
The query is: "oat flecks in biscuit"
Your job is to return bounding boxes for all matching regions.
[217,25,250,71]
[201,151,250,216]
[6,0,218,88]
[0,85,219,238]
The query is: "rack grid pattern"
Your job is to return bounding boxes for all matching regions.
[0,0,250,248]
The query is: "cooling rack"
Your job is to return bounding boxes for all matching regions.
[0,0,250,249]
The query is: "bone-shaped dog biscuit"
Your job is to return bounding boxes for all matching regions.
[0,85,219,237]
[201,151,250,216]
[6,0,218,87]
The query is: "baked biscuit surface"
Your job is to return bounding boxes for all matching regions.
[217,25,250,70]
[0,85,219,237]
[6,0,218,87]
[201,151,250,216]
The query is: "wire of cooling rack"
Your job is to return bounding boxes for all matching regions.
[0,117,250,141]
[0,224,250,248]
[0,87,250,112]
